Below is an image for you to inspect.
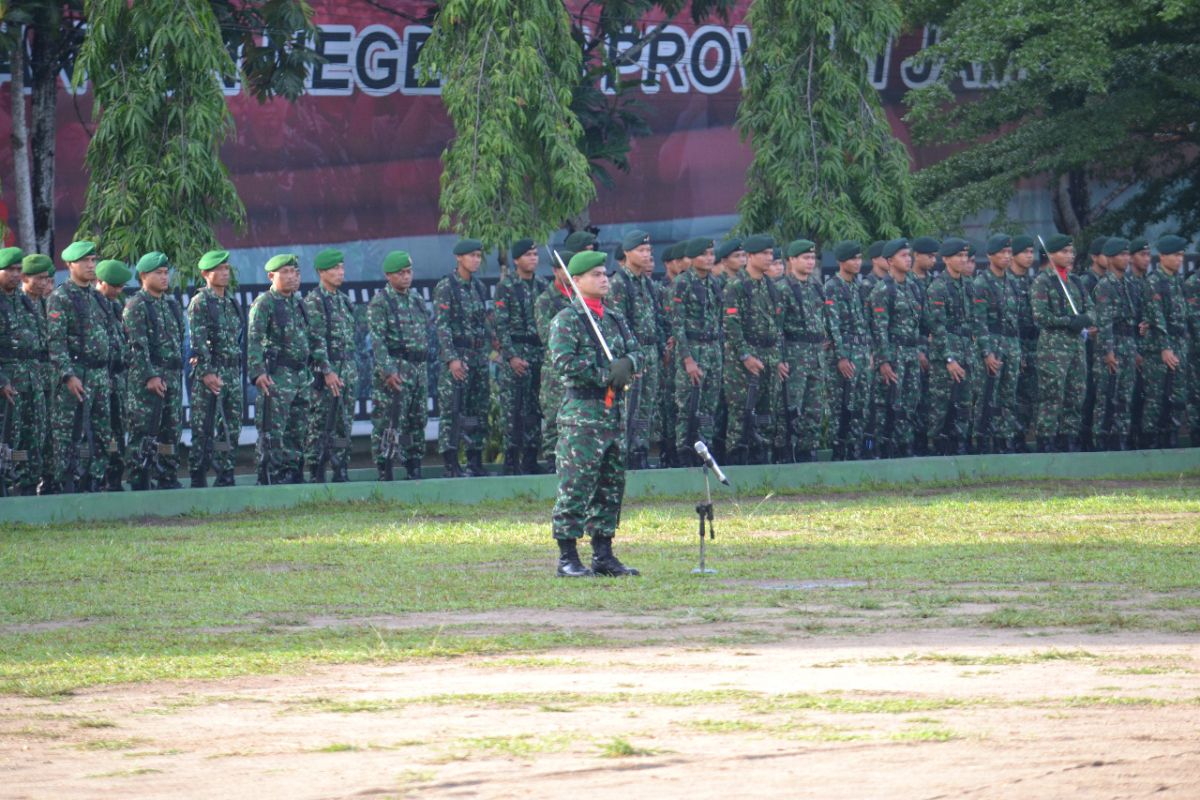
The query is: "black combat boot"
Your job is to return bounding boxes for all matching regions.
[20,485,38,496]
[214,471,236,487]
[724,446,745,466]
[772,446,793,464]
[1065,435,1081,453]
[157,474,183,490]
[676,447,696,467]
[442,451,464,478]
[332,463,349,483]
[105,468,125,492]
[405,458,422,480]
[546,455,556,473]
[556,538,594,578]
[522,447,545,474]
[590,535,640,577]
[190,471,207,489]
[502,449,520,476]
[913,431,929,457]
[465,449,487,477]
[309,465,327,484]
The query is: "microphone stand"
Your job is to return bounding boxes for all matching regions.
[693,462,717,575]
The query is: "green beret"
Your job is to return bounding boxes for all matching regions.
[554,249,574,268]
[382,250,412,273]
[136,252,170,273]
[911,236,940,255]
[742,234,775,254]
[714,237,742,261]
[1043,234,1072,253]
[772,247,784,261]
[882,238,909,259]
[453,238,483,256]
[0,247,23,269]
[21,254,52,275]
[621,230,650,251]
[613,245,625,261]
[939,238,969,257]
[1129,237,1149,253]
[95,259,132,286]
[785,239,815,258]
[198,250,230,271]
[867,240,886,260]
[986,234,1012,255]
[1088,236,1108,256]
[968,243,978,258]
[61,241,96,262]
[1156,234,1188,255]
[564,231,596,251]
[567,250,607,277]
[510,239,536,259]
[683,237,713,258]
[833,241,861,262]
[314,248,343,271]
[1011,235,1036,253]
[1102,237,1130,257]
[265,253,299,272]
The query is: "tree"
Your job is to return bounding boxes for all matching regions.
[736,0,927,244]
[905,0,1200,238]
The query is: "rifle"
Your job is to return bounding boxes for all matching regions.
[135,391,166,491]
[1130,364,1145,443]
[624,374,644,454]
[197,385,219,481]
[513,368,528,455]
[942,364,968,454]
[976,366,998,450]
[881,378,899,458]
[62,396,84,494]
[1101,366,1118,447]
[256,373,274,486]
[1156,368,1176,445]
[449,378,465,454]
[835,372,852,459]
[779,372,798,463]
[685,376,703,457]
[740,372,770,456]
[312,391,343,483]
[0,399,16,497]
[379,389,402,481]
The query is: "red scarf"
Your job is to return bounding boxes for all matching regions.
[555,280,571,299]
[583,296,604,318]
[1055,265,1069,282]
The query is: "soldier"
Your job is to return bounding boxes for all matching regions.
[535,249,574,472]
[0,247,43,496]
[303,249,355,483]
[564,230,597,253]
[971,234,1021,454]
[47,241,113,493]
[909,237,938,455]
[669,236,723,465]
[1078,237,1109,451]
[549,250,641,578]
[1185,256,1200,434]
[1140,235,1190,448]
[95,259,133,490]
[1009,234,1039,449]
[607,230,659,470]
[859,240,890,456]
[824,241,872,460]
[19,254,55,493]
[187,249,244,488]
[1126,237,1153,446]
[867,238,923,458]
[722,234,783,465]
[368,251,431,480]
[495,239,548,474]
[926,238,978,456]
[768,248,785,282]
[248,254,333,484]
[713,237,745,295]
[434,238,493,478]
[655,243,687,467]
[1030,234,1092,452]
[1090,238,1138,450]
[777,239,826,462]
[123,253,186,490]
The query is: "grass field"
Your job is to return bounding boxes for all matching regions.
[3,476,1199,798]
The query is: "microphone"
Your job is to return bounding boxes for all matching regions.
[694,441,730,486]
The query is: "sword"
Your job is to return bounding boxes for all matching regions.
[1038,235,1087,341]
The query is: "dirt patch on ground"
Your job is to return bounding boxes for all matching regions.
[3,626,1198,799]
[0,618,96,636]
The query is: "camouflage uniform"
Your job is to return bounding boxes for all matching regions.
[1140,268,1190,447]
[187,286,244,486]
[1078,267,1107,450]
[534,281,572,466]
[1030,269,1090,448]
[669,270,723,463]
[868,276,923,458]
[722,272,783,464]
[123,289,186,489]
[971,268,1021,452]
[910,271,935,455]
[777,273,826,461]
[858,270,885,456]
[824,274,872,460]
[27,288,55,492]
[98,293,130,489]
[653,273,678,465]
[1127,269,1154,446]
[1009,268,1040,442]
[1091,272,1140,449]
[607,265,659,468]
[248,288,329,483]
[925,272,978,455]
[0,286,46,494]
[433,271,492,469]
[303,285,357,481]
[1185,271,1200,433]
[47,280,114,491]
[368,283,430,478]
[495,272,548,470]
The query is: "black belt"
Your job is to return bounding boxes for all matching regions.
[388,347,428,363]
[328,351,345,363]
[566,386,620,401]
[1168,325,1187,337]
[152,358,183,370]
[272,355,307,371]
[70,354,109,369]
[948,327,973,337]
[988,326,1018,337]
[509,334,540,345]
[840,335,869,345]
[784,332,825,344]
[685,331,718,342]
[452,335,487,349]
[1113,324,1136,337]
[744,335,779,348]
[893,336,920,347]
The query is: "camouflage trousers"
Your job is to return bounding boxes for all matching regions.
[827,348,871,460]
[870,346,922,457]
[928,356,979,452]
[372,358,429,469]
[776,343,826,455]
[724,355,779,464]
[539,363,564,463]
[52,365,114,491]
[1035,332,1087,439]
[1140,346,1190,443]
[437,350,490,455]
[1189,336,1200,437]
[125,375,184,489]
[498,356,543,454]
[305,362,358,478]
[1015,338,1039,440]
[1090,336,1138,447]
[1080,338,1099,447]
[914,351,932,453]
[2,362,45,493]
[256,365,310,484]
[188,366,243,479]
[551,419,626,540]
[624,357,659,456]
[658,349,677,456]
[674,342,722,456]
[974,335,1020,445]
[106,373,127,488]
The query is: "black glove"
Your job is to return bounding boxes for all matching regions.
[1068,313,1093,332]
[607,356,635,388]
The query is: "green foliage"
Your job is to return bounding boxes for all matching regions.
[417,0,595,248]
[905,0,1200,236]
[737,0,927,243]
[209,0,321,102]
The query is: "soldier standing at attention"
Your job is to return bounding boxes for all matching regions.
[669,237,723,465]
[1185,253,1200,432]
[607,230,659,470]
[709,236,744,462]
[535,250,574,472]
[564,230,597,254]
[495,239,548,474]
[303,249,354,483]
[0,247,44,495]
[655,243,687,467]
[1091,238,1138,450]
[1078,237,1108,451]
[1030,235,1092,453]
[187,250,244,488]
[925,239,978,456]
[868,238,923,458]
[1009,235,1039,450]
[19,254,55,493]
[909,237,938,455]
[1140,235,1191,448]
[94,259,133,490]
[777,239,826,463]
[1126,238,1153,447]
[368,251,430,480]
[824,241,872,460]
[248,254,332,484]
[860,240,890,456]
[972,234,1021,454]
[549,250,641,578]
[47,241,112,493]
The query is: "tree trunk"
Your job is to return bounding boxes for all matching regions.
[9,27,37,251]
[1050,172,1082,237]
[29,16,61,256]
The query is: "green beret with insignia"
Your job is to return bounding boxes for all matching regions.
[382,250,412,273]
[986,234,1012,255]
[567,250,607,277]
[198,250,230,271]
[714,237,742,261]
[833,241,861,262]
[911,236,940,255]
[621,230,650,251]
[265,253,299,272]
[1156,235,1188,255]
[0,247,23,269]
[1102,237,1130,257]
[96,259,132,286]
[742,234,775,254]
[136,252,170,273]
[1011,235,1035,253]
[867,240,885,260]
[940,238,969,257]
[314,248,343,271]
[564,231,596,251]
[453,238,483,256]
[1043,234,1072,253]
[1129,237,1149,253]
[684,237,713,258]
[21,253,53,275]
[61,241,96,262]
[785,239,815,258]
[510,238,536,259]
[882,238,909,259]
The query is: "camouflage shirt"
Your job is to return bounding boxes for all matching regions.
[187,286,243,376]
[494,273,547,362]
[1142,268,1190,354]
[823,274,871,360]
[247,288,329,378]
[925,273,975,363]
[99,294,130,375]
[868,276,923,366]
[123,290,186,386]
[1007,269,1038,340]
[368,284,430,378]
[1031,268,1091,336]
[1185,271,1200,344]
[668,270,722,363]
[535,281,572,351]
[0,288,46,379]
[779,274,826,346]
[549,305,640,427]
[723,272,784,359]
[47,279,112,381]
[971,268,1020,359]
[1093,273,1140,355]
[433,271,492,363]
[304,285,356,371]
[607,266,658,363]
